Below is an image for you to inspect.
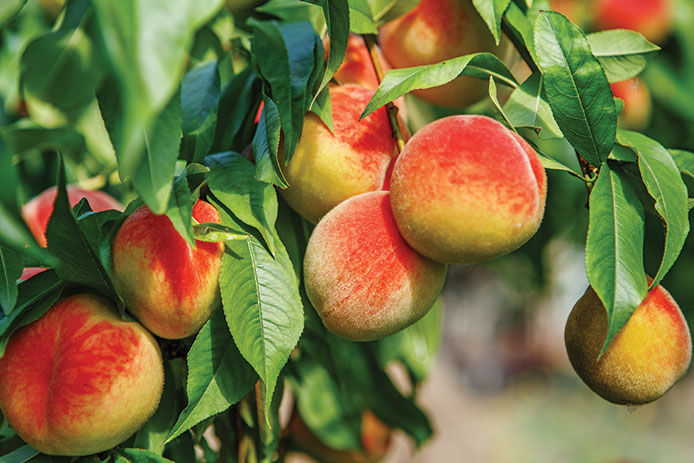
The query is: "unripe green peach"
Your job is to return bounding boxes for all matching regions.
[22,185,124,248]
[611,77,652,131]
[389,115,546,264]
[565,283,692,405]
[304,191,446,341]
[593,0,672,43]
[0,293,164,456]
[379,0,510,108]
[279,85,400,224]
[111,200,224,339]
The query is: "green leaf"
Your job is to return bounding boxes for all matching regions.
[0,123,87,162]
[348,0,377,34]
[164,164,209,247]
[253,93,286,187]
[376,298,443,383]
[617,131,689,289]
[91,0,224,179]
[181,61,220,163]
[503,1,538,65]
[314,0,349,100]
[217,208,303,415]
[211,68,261,154]
[45,163,116,298]
[471,0,511,44]
[193,223,249,242]
[503,73,563,139]
[537,153,582,176]
[206,152,279,255]
[586,164,647,353]
[131,94,182,215]
[368,0,419,24]
[668,149,694,181]
[362,52,517,118]
[113,448,174,463]
[587,29,660,83]
[166,310,257,443]
[0,0,25,30]
[534,11,616,166]
[0,444,38,463]
[0,246,22,315]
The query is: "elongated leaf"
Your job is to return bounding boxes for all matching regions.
[0,246,22,315]
[503,73,562,139]
[587,30,659,83]
[617,131,689,289]
[164,164,209,247]
[348,0,377,34]
[0,444,38,463]
[181,61,220,163]
[217,207,303,414]
[206,152,279,255]
[472,0,511,44]
[538,153,582,176]
[166,310,257,443]
[534,11,616,166]
[586,164,647,352]
[668,149,694,181]
[91,0,224,178]
[315,0,349,100]
[253,93,286,187]
[132,94,181,215]
[0,0,25,29]
[503,1,538,65]
[0,123,87,162]
[362,53,517,118]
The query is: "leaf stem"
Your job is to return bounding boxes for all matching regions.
[363,35,406,153]
[577,150,599,194]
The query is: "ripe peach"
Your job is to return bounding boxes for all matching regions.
[0,293,164,456]
[379,0,510,108]
[303,191,446,341]
[593,0,672,43]
[389,115,546,264]
[565,283,691,405]
[22,185,124,248]
[611,77,652,130]
[289,410,391,463]
[111,200,224,339]
[331,34,386,91]
[280,85,400,224]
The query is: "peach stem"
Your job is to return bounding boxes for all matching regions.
[363,35,406,154]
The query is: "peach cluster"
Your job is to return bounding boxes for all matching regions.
[2,187,226,455]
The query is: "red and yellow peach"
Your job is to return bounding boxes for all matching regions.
[593,0,672,43]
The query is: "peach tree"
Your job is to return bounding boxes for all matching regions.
[0,0,692,461]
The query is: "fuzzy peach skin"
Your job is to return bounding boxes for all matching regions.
[22,185,124,247]
[111,200,224,339]
[389,115,546,264]
[279,85,401,224]
[593,0,672,43]
[304,191,446,341]
[330,34,384,90]
[564,283,692,405]
[611,77,652,131]
[379,0,510,108]
[0,293,164,456]
[289,410,391,463]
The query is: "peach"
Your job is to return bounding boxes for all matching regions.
[111,200,224,339]
[565,283,691,405]
[389,115,546,264]
[280,85,400,224]
[379,0,510,108]
[593,0,672,43]
[22,185,124,248]
[303,191,446,341]
[0,293,164,456]
[610,77,652,130]
[331,34,386,91]
[289,410,391,463]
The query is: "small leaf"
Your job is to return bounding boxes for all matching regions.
[586,164,647,353]
[537,153,582,177]
[193,223,249,242]
[668,149,694,181]
[348,0,377,34]
[617,131,689,289]
[166,310,257,443]
[587,29,660,83]
[181,61,220,163]
[362,53,517,118]
[0,444,38,463]
[471,0,511,44]
[113,448,175,463]
[314,0,349,99]
[0,246,22,315]
[503,1,538,65]
[503,73,563,139]
[253,93,287,187]
[534,11,616,166]
[206,152,279,255]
